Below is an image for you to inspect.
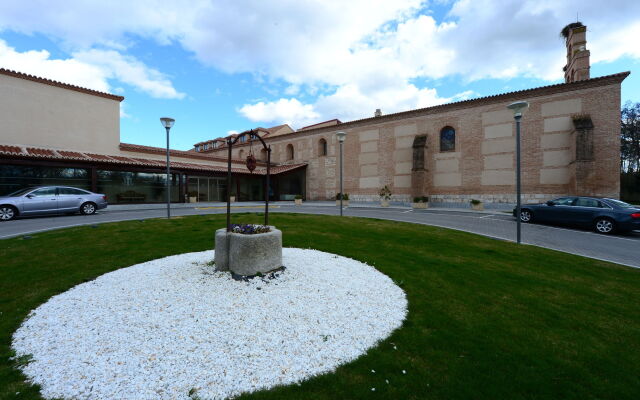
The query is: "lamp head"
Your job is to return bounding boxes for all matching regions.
[336,131,346,143]
[507,101,529,117]
[160,117,175,129]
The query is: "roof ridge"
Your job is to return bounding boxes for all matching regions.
[0,68,125,102]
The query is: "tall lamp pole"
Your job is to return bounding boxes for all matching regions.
[336,131,346,216]
[507,101,528,244]
[160,117,175,219]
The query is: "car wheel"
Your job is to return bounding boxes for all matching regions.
[594,218,615,234]
[520,209,533,223]
[80,202,97,215]
[0,205,17,221]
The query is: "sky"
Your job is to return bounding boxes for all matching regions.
[0,0,639,151]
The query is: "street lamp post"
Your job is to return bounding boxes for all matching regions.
[160,117,175,219]
[506,101,529,244]
[336,131,346,216]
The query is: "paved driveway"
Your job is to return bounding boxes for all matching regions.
[1,204,638,268]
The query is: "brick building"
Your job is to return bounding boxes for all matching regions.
[197,23,628,205]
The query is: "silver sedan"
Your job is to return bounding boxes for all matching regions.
[0,186,108,221]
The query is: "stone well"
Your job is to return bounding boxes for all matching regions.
[214,227,283,276]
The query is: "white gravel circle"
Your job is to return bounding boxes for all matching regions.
[12,248,407,400]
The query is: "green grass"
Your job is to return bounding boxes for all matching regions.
[1,213,639,400]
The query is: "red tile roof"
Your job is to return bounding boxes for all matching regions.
[0,68,125,102]
[119,142,254,165]
[0,145,305,176]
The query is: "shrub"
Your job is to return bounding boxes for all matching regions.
[379,185,392,200]
[294,194,303,200]
[413,196,429,203]
[470,199,482,205]
[336,193,349,200]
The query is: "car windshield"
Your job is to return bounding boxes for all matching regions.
[6,188,36,197]
[605,199,635,209]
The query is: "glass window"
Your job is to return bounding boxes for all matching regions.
[440,127,455,152]
[32,187,57,197]
[97,170,179,204]
[0,165,89,196]
[575,198,600,207]
[59,187,90,195]
[606,199,634,209]
[319,139,327,156]
[552,197,575,206]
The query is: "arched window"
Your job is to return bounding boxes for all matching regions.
[286,144,294,160]
[239,149,245,159]
[440,126,455,152]
[318,138,327,156]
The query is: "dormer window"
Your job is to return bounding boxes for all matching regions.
[195,145,200,152]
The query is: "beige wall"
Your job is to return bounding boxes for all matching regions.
[0,74,121,154]
[205,79,622,202]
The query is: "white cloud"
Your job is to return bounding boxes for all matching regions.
[0,39,184,99]
[239,98,320,127]
[1,0,639,126]
[73,49,185,99]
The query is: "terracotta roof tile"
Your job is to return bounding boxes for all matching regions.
[0,145,24,155]
[26,147,56,157]
[0,68,124,102]
[84,153,115,161]
[57,151,88,159]
[0,144,305,176]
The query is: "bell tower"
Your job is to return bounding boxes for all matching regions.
[562,22,590,83]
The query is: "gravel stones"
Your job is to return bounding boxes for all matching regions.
[12,248,407,400]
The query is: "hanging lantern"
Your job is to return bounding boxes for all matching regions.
[246,153,257,173]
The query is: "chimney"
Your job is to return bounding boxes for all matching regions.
[374,109,382,117]
[562,22,590,83]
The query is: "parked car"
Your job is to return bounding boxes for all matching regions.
[513,196,640,234]
[0,186,108,221]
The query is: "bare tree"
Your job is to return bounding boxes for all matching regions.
[621,101,640,173]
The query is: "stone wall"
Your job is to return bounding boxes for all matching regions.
[205,74,626,203]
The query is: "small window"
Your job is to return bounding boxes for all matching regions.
[552,197,575,206]
[31,188,57,197]
[240,135,247,143]
[59,188,89,195]
[195,145,200,152]
[203,143,209,150]
[440,127,455,152]
[213,142,219,148]
[286,144,294,160]
[319,138,327,156]
[575,198,600,208]
[239,149,245,159]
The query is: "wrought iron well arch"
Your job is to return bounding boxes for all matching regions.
[226,129,271,231]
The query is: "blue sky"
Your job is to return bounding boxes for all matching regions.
[1,0,639,150]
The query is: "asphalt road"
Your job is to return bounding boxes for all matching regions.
[1,204,639,268]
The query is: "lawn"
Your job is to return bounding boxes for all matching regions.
[1,213,639,400]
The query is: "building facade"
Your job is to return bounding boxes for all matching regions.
[200,24,628,205]
[0,23,629,205]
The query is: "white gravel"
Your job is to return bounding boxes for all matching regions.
[12,248,407,400]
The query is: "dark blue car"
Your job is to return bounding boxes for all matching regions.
[513,197,640,234]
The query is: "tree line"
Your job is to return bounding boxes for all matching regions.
[621,101,640,173]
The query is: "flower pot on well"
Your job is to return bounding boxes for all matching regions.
[336,200,349,207]
[229,196,236,203]
[189,196,197,203]
[381,200,390,207]
[294,198,302,205]
[412,202,428,209]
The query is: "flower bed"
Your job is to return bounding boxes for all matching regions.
[230,223,271,234]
